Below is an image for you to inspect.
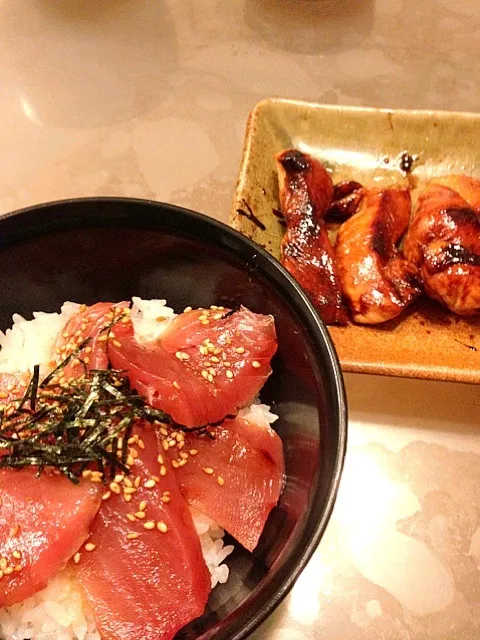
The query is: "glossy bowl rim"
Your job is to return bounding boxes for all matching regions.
[0,196,347,640]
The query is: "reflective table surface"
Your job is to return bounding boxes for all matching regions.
[1,1,479,638]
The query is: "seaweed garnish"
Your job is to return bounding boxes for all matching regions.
[0,361,171,483]
[0,304,229,482]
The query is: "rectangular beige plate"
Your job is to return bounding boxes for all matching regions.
[230,98,480,383]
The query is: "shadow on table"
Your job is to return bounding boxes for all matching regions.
[2,0,179,128]
[244,0,375,55]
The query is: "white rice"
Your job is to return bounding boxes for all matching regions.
[0,302,80,375]
[0,299,278,640]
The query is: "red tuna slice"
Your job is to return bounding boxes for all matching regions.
[166,414,285,551]
[54,302,129,380]
[0,469,102,607]
[108,306,277,427]
[76,421,211,640]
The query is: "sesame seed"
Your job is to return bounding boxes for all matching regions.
[114,474,124,484]
[82,469,92,478]
[126,514,137,522]
[208,367,216,376]
[0,558,7,571]
[90,476,102,483]
[198,314,208,322]
[127,533,140,540]
[134,476,141,488]
[201,370,209,380]
[201,319,210,325]
[0,392,8,400]
[162,495,171,503]
[210,356,220,363]
[62,331,69,338]
[157,521,168,533]
[144,479,156,489]
[173,381,181,390]
[124,494,132,503]
[135,511,146,519]
[157,454,164,464]
[180,452,189,460]
[143,521,156,530]
[139,501,147,512]
[213,313,223,320]
[14,565,22,573]
[236,347,245,354]
[217,476,225,486]
[203,467,214,475]
[252,360,261,368]
[224,361,231,367]
[189,449,198,456]
[199,346,208,356]
[97,334,108,342]
[123,487,137,495]
[226,370,234,379]
[207,374,214,382]
[85,543,96,552]
[85,346,92,354]
[11,525,20,538]
[184,306,192,313]
[213,347,222,355]
[162,440,169,452]
[160,465,167,476]
[4,567,13,576]
[171,460,180,469]
[124,477,133,488]
[12,551,21,560]
[73,552,81,564]
[127,454,135,466]
[109,482,121,495]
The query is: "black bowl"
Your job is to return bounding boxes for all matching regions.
[0,198,347,640]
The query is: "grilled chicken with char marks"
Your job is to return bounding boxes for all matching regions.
[403,179,480,315]
[335,188,421,324]
[276,149,348,325]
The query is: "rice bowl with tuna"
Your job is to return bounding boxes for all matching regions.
[0,298,284,640]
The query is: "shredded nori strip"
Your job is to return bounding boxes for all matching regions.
[30,365,40,411]
[0,304,228,482]
[0,361,171,482]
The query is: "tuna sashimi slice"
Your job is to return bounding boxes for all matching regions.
[108,306,277,427]
[54,302,129,380]
[76,421,211,640]
[167,414,285,551]
[0,470,102,607]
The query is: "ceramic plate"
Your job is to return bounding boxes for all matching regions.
[230,98,480,383]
